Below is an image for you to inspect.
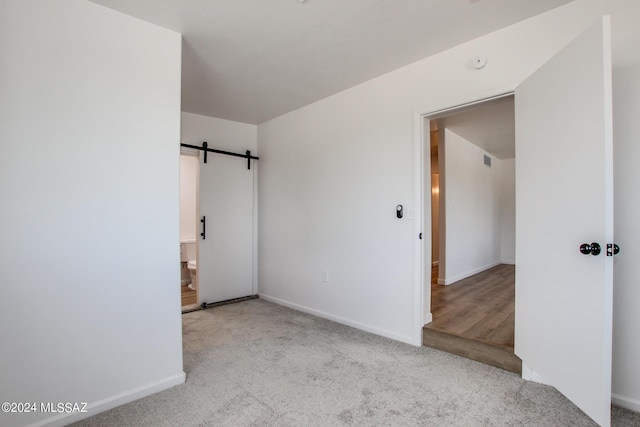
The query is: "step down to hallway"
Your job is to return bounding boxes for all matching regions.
[423,327,522,375]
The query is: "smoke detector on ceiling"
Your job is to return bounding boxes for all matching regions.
[472,56,488,69]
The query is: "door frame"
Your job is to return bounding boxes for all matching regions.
[251,159,259,296]
[411,88,515,347]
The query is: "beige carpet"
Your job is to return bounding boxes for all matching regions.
[73,299,640,426]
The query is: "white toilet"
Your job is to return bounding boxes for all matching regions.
[180,243,191,286]
[187,260,197,291]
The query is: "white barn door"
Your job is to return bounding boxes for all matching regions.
[515,17,613,426]
[198,151,255,304]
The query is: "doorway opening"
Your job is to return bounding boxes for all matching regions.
[179,141,259,312]
[179,152,200,311]
[422,95,520,373]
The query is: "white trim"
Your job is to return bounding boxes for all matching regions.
[27,372,186,427]
[415,83,518,120]
[423,312,433,326]
[259,294,415,346]
[252,159,259,296]
[501,259,516,265]
[521,361,549,385]
[412,111,427,347]
[440,261,501,286]
[422,92,515,120]
[180,144,199,156]
[412,86,518,354]
[530,370,548,385]
[521,362,532,381]
[612,393,640,413]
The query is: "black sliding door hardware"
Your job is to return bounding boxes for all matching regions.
[181,142,259,170]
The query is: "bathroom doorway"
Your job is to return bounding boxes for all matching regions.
[179,143,258,310]
[180,153,200,311]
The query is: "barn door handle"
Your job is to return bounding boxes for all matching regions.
[579,242,601,256]
[200,216,206,240]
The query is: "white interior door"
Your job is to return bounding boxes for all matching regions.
[198,152,255,304]
[515,17,613,426]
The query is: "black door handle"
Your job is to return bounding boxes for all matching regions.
[200,216,206,240]
[579,242,601,256]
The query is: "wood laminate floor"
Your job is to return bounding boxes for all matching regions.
[427,264,515,349]
[424,264,520,373]
[181,284,197,307]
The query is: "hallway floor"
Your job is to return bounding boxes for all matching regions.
[423,264,520,373]
[427,264,515,349]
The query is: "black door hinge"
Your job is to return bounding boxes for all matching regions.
[606,243,620,256]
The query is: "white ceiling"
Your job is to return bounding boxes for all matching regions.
[436,96,515,159]
[89,0,571,125]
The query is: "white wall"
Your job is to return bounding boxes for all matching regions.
[500,158,516,264]
[179,155,199,242]
[0,1,183,426]
[443,129,503,284]
[431,174,440,265]
[608,0,640,412]
[257,0,640,410]
[181,112,257,153]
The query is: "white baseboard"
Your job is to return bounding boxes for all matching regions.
[521,365,640,414]
[501,260,516,265]
[423,312,433,325]
[259,293,414,346]
[521,361,550,386]
[441,261,501,285]
[29,372,186,427]
[612,393,640,413]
